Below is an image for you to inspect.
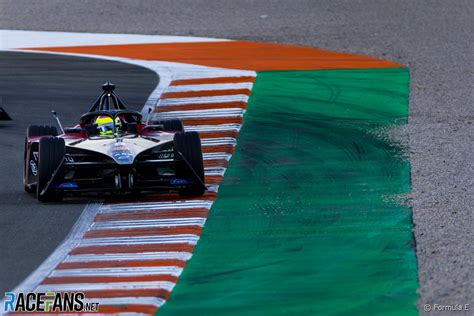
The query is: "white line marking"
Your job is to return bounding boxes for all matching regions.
[0,30,230,49]
[50,267,183,278]
[99,200,213,212]
[92,218,207,230]
[201,137,237,146]
[205,167,227,177]
[185,124,242,132]
[156,108,245,119]
[160,95,249,105]
[171,72,256,81]
[206,185,220,193]
[203,152,232,161]
[80,234,200,246]
[166,82,253,92]
[37,281,176,292]
[65,252,193,263]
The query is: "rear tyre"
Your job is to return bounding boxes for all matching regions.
[174,132,205,197]
[36,137,65,202]
[152,119,184,132]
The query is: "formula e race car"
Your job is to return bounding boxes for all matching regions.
[24,82,205,201]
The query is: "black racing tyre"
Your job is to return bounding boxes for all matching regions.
[27,125,58,137]
[174,131,205,196]
[151,119,184,132]
[36,137,65,202]
[25,125,57,192]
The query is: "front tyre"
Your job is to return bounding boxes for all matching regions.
[174,132,205,197]
[24,125,58,193]
[36,137,65,202]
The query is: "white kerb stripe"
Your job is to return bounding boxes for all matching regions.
[201,137,237,146]
[171,73,256,81]
[156,108,244,119]
[206,185,219,193]
[203,152,232,161]
[184,124,242,132]
[92,218,207,230]
[36,281,176,292]
[65,252,193,263]
[204,167,227,177]
[99,200,213,212]
[50,266,183,277]
[166,82,253,92]
[80,234,200,246]
[160,95,249,105]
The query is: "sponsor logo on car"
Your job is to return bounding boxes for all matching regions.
[29,160,38,176]
[170,178,195,185]
[158,152,174,159]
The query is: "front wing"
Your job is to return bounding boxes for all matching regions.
[41,147,205,195]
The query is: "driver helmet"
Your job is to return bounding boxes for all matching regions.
[95,116,121,135]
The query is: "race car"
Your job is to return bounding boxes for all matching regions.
[24,82,205,202]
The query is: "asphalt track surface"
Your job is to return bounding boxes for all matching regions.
[0,51,158,294]
[0,0,473,310]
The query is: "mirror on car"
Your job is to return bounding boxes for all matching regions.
[64,127,88,135]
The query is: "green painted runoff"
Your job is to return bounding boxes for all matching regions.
[158,68,418,316]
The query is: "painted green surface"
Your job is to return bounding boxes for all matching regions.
[158,68,418,316]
